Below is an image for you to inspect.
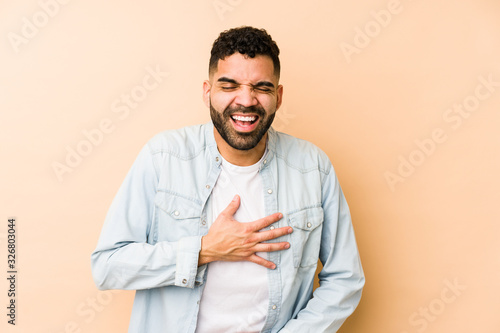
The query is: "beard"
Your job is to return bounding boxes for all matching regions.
[210,102,276,151]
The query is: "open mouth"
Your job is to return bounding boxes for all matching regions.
[230,114,260,132]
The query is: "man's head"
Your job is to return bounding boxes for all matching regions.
[204,26,283,152]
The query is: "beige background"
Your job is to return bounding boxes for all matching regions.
[1,0,499,332]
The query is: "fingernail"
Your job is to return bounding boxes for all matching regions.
[232,195,238,201]
[285,243,290,249]
[271,264,276,270]
[288,227,293,233]
[278,213,283,219]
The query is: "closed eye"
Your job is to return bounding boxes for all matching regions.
[221,85,238,90]
[254,87,272,93]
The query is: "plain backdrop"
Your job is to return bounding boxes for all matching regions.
[1,0,499,332]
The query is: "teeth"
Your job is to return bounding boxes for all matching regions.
[232,115,256,122]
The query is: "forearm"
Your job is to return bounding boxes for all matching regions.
[280,261,364,332]
[91,235,204,290]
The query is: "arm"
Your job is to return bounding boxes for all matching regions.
[90,143,204,290]
[91,144,292,291]
[280,167,365,332]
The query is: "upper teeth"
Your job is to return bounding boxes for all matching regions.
[232,115,256,122]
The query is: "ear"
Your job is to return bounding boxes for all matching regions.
[275,84,283,111]
[202,80,211,108]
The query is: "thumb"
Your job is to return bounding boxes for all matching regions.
[222,194,240,217]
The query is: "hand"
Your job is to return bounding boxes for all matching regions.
[198,195,293,269]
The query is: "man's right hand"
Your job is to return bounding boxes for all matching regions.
[198,195,293,269]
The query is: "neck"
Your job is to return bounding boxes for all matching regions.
[213,129,267,166]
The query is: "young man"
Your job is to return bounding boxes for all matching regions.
[91,26,364,333]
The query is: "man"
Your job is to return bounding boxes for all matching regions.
[91,26,364,333]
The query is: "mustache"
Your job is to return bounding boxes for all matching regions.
[223,105,266,117]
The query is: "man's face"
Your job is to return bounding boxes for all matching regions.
[203,52,283,151]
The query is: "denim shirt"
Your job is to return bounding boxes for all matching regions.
[91,122,364,333]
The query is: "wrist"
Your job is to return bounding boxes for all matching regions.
[198,236,214,266]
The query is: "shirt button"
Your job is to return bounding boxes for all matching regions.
[182,279,187,284]
[201,219,206,225]
[269,226,275,230]
[267,189,273,194]
[174,210,180,216]
[307,222,312,228]
[206,185,211,189]
[263,159,267,164]
[215,157,219,162]
[272,305,277,310]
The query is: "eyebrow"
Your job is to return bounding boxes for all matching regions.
[217,76,275,88]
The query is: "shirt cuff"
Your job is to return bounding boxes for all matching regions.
[175,235,203,288]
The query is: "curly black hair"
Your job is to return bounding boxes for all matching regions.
[209,26,280,79]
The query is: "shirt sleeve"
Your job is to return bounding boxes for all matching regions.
[279,165,365,332]
[90,142,206,291]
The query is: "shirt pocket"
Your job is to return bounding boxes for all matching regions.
[153,191,202,242]
[288,206,324,268]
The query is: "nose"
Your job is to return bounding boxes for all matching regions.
[234,85,258,107]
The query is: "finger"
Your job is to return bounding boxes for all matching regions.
[256,226,293,242]
[250,212,283,231]
[221,194,241,218]
[247,254,277,270]
[253,241,290,253]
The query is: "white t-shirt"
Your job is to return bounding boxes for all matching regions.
[196,154,269,333]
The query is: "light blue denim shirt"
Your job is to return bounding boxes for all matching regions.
[91,122,364,333]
